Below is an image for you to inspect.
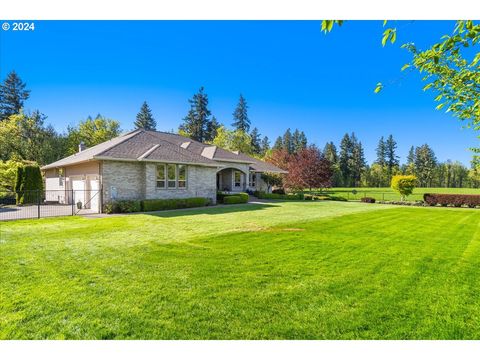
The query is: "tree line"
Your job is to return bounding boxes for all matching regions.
[1,70,479,192]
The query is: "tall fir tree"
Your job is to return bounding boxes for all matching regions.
[323,142,338,164]
[292,129,308,153]
[250,127,262,155]
[134,101,156,130]
[415,144,437,187]
[375,136,386,166]
[260,136,270,156]
[385,134,399,172]
[351,138,366,187]
[232,94,250,132]
[179,87,213,142]
[339,133,353,187]
[407,146,415,164]
[205,115,220,143]
[0,71,31,121]
[273,136,283,151]
[283,128,293,154]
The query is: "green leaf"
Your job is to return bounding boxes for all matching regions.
[374,83,383,93]
[436,103,445,110]
[383,20,388,27]
[401,63,410,71]
[390,29,397,44]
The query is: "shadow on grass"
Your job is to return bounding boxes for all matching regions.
[144,203,279,218]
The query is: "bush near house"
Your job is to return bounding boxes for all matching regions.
[15,164,44,205]
[424,193,480,208]
[254,191,304,201]
[104,197,209,214]
[223,195,244,204]
[217,192,249,204]
[361,197,376,203]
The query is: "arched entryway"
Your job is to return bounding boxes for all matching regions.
[216,167,248,192]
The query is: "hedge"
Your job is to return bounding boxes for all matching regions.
[223,195,245,204]
[217,192,249,204]
[104,197,209,214]
[142,197,209,212]
[254,191,304,200]
[15,165,44,205]
[361,197,376,203]
[424,193,480,208]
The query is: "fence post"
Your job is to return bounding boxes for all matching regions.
[383,193,385,201]
[71,189,75,216]
[37,189,41,219]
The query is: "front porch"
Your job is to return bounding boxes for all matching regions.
[217,167,261,193]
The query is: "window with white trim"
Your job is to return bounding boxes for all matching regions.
[234,171,242,187]
[249,172,256,188]
[156,164,188,189]
[156,164,166,188]
[178,164,187,189]
[167,164,176,188]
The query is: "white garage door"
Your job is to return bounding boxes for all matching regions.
[72,179,85,206]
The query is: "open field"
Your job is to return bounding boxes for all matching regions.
[319,187,480,201]
[1,201,480,339]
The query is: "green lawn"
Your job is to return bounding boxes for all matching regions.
[1,201,480,339]
[320,187,480,201]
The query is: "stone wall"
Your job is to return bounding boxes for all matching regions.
[102,160,146,202]
[102,160,217,204]
[144,163,217,204]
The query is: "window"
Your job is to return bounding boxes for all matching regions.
[156,164,166,188]
[157,164,188,189]
[234,171,242,187]
[249,172,256,188]
[178,165,187,189]
[167,164,176,188]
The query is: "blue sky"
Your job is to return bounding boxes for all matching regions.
[0,20,477,165]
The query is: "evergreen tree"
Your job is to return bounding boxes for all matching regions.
[339,133,353,187]
[134,101,156,130]
[323,142,338,164]
[273,136,283,151]
[0,71,31,121]
[323,141,341,187]
[407,146,415,164]
[260,136,270,156]
[351,134,366,187]
[283,128,293,154]
[375,136,386,166]
[232,94,250,132]
[292,129,308,153]
[415,144,437,187]
[385,134,399,172]
[179,87,213,142]
[205,115,220,143]
[250,127,262,155]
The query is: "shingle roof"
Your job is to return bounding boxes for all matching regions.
[41,129,287,173]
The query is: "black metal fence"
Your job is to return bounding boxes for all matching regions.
[0,189,101,221]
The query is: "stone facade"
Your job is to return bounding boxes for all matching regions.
[102,160,146,203]
[144,162,217,204]
[101,160,217,205]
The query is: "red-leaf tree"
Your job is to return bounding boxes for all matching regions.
[285,146,332,191]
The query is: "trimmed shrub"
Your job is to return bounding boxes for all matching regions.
[223,195,244,204]
[361,197,376,204]
[217,192,248,204]
[256,191,304,200]
[272,188,286,195]
[142,197,209,212]
[104,200,142,213]
[15,165,44,205]
[423,193,480,208]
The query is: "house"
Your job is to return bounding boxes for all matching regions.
[41,129,287,211]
